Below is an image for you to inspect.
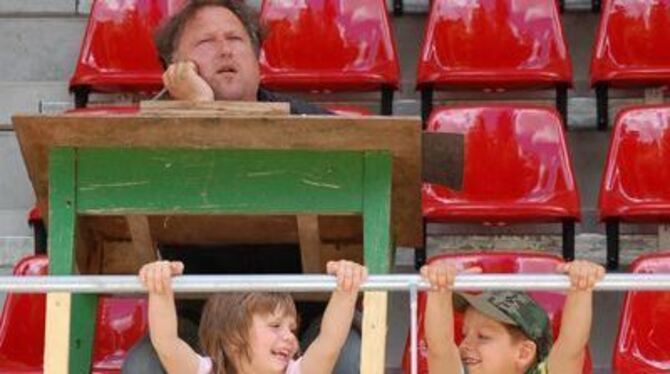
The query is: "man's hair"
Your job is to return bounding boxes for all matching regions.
[154,0,263,68]
[198,292,298,374]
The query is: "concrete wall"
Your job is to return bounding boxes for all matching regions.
[0,2,87,126]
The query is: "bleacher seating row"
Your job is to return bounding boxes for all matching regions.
[26,0,670,270]
[70,0,670,131]
[425,104,670,271]
[3,252,670,373]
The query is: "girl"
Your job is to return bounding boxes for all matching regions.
[140,259,367,374]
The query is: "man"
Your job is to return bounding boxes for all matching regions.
[122,1,360,373]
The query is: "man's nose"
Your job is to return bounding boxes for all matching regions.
[218,39,233,57]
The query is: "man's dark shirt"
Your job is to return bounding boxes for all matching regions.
[258,88,333,115]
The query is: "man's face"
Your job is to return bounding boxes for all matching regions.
[173,6,260,101]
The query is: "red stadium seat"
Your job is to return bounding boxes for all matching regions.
[590,0,670,130]
[69,0,180,108]
[613,252,670,373]
[0,256,48,372]
[0,255,148,373]
[422,105,580,263]
[598,105,670,269]
[417,0,572,125]
[401,251,593,374]
[259,0,400,115]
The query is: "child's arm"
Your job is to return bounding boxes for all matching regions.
[420,262,471,374]
[300,260,367,374]
[547,260,605,374]
[140,260,201,374]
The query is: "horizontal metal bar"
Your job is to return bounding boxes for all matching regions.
[2,274,670,294]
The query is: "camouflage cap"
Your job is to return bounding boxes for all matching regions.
[454,291,553,363]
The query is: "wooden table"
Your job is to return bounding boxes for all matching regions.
[13,113,422,374]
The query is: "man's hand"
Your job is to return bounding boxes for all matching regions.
[162,61,214,101]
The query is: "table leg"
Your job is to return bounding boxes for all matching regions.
[44,148,98,374]
[361,152,393,374]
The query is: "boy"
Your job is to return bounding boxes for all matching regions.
[421,260,604,374]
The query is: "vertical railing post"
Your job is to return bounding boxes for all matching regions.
[409,282,418,374]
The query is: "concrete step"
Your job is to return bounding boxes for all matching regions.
[1,83,664,128]
[0,16,86,82]
[0,131,34,212]
[0,236,32,267]
[393,230,662,268]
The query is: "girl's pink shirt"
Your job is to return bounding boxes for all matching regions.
[197,354,302,374]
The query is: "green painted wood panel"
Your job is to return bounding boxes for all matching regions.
[76,149,365,215]
[362,152,393,274]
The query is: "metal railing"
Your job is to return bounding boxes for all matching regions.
[3,273,670,374]
[3,273,670,293]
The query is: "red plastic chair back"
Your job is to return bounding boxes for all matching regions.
[417,0,572,90]
[259,0,400,92]
[401,251,592,374]
[28,206,42,224]
[599,106,670,222]
[91,298,148,371]
[590,0,670,88]
[0,255,148,372]
[0,256,49,371]
[613,252,670,373]
[69,0,185,94]
[423,105,580,223]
